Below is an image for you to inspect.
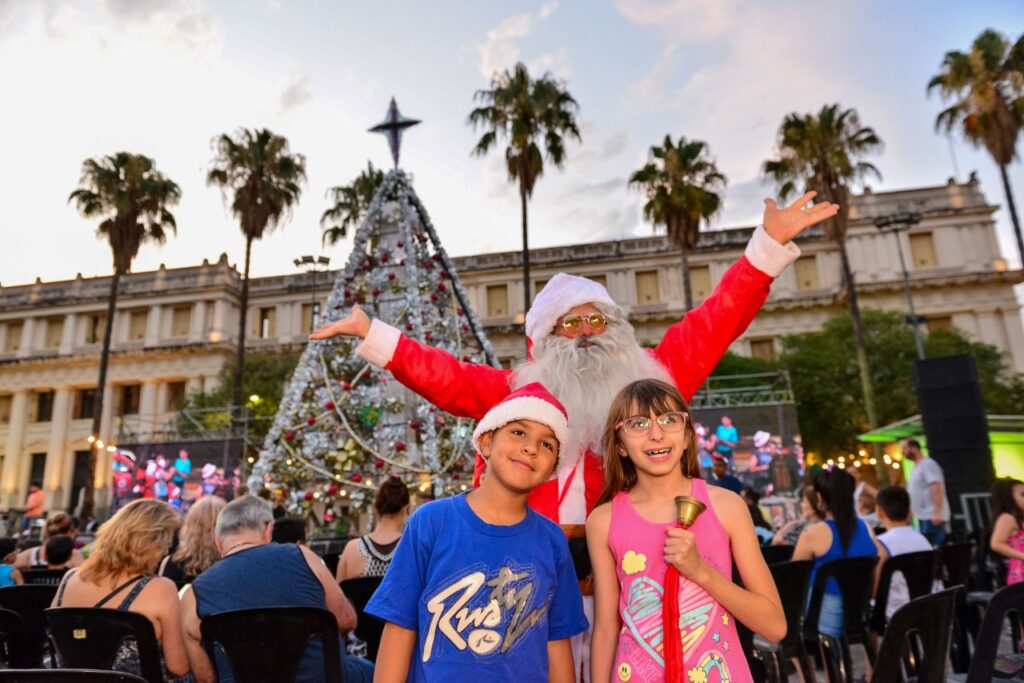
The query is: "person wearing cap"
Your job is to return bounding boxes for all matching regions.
[312,193,837,532]
[367,383,588,683]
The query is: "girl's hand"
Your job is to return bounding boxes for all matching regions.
[664,527,708,581]
[309,304,371,340]
[763,191,840,244]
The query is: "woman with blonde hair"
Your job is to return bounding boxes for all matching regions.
[159,495,225,584]
[51,499,190,681]
[14,511,85,569]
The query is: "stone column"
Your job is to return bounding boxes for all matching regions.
[212,299,229,342]
[185,377,203,395]
[190,300,208,343]
[59,312,77,354]
[1001,309,1024,374]
[1,391,28,506]
[43,388,71,509]
[139,381,159,423]
[144,304,163,347]
[16,318,35,359]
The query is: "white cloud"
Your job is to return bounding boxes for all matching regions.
[279,67,313,115]
[477,3,563,79]
[530,45,570,79]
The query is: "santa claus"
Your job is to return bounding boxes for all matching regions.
[312,193,837,527]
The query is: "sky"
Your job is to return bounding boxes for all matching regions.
[1,0,1023,287]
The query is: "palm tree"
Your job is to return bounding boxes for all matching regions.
[929,29,1024,264]
[629,135,726,311]
[321,161,385,247]
[468,62,581,341]
[763,104,883,431]
[207,128,306,414]
[68,152,181,517]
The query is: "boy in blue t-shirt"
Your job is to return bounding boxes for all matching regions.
[367,382,588,682]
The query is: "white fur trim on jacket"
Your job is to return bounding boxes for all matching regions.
[525,273,616,343]
[355,319,401,368]
[471,396,571,455]
[745,224,801,278]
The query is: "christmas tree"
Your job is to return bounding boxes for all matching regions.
[249,167,497,517]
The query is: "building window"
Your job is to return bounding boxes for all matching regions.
[74,389,96,421]
[0,395,11,424]
[165,381,186,412]
[750,339,777,362]
[4,322,22,352]
[928,315,954,333]
[256,307,276,339]
[85,314,105,344]
[689,265,712,300]
[589,274,607,289]
[117,384,141,416]
[171,306,191,338]
[487,285,509,318]
[33,391,54,423]
[909,233,938,268]
[533,280,549,302]
[301,303,321,334]
[128,310,148,341]
[44,318,63,348]
[635,270,660,304]
[29,453,46,488]
[794,256,821,290]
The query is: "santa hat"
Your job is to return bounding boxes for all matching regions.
[472,382,570,454]
[526,273,616,343]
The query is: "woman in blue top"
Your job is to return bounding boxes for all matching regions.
[793,468,877,637]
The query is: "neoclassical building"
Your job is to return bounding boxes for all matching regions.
[1,178,1021,511]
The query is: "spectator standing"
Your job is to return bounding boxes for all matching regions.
[22,482,45,531]
[50,499,190,681]
[714,415,739,462]
[873,486,933,618]
[989,477,1024,585]
[159,495,226,585]
[180,495,373,683]
[336,476,409,583]
[903,439,951,545]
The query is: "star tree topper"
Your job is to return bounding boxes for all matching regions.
[369,98,421,169]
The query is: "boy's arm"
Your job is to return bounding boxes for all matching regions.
[547,638,575,683]
[375,622,417,683]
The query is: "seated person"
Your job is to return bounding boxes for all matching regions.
[0,538,23,587]
[181,495,373,683]
[50,500,190,681]
[43,535,74,570]
[271,517,307,546]
[15,513,85,569]
[873,486,933,619]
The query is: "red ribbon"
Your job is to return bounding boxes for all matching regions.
[663,522,684,682]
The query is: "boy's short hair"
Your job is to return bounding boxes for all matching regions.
[45,534,74,566]
[271,517,306,545]
[0,538,16,560]
[876,486,911,522]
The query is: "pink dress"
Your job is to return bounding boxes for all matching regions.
[608,478,752,682]
[1007,524,1024,585]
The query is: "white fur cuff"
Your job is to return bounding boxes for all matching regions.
[745,225,801,278]
[355,319,401,368]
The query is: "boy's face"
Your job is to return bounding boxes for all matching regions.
[479,420,559,494]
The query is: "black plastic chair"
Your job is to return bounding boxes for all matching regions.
[200,606,343,683]
[0,607,24,667]
[870,549,938,633]
[948,581,1024,682]
[0,670,147,682]
[0,584,57,667]
[762,544,795,565]
[870,587,960,682]
[45,608,164,683]
[752,559,815,683]
[939,541,976,672]
[340,576,385,663]
[804,556,879,683]
[22,569,69,586]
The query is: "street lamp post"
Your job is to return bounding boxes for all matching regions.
[293,255,331,333]
[873,212,926,360]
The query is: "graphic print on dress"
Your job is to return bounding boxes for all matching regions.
[620,573,719,667]
[686,650,732,683]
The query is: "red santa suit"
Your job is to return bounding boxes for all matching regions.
[356,226,799,525]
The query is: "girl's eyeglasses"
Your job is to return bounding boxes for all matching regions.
[615,412,689,436]
[560,312,607,332]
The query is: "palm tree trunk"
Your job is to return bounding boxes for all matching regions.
[82,270,120,519]
[233,236,253,416]
[680,237,693,312]
[837,237,880,428]
[998,163,1024,266]
[520,184,531,357]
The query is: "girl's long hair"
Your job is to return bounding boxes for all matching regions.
[596,379,700,507]
[172,495,226,577]
[813,468,857,553]
[991,477,1024,527]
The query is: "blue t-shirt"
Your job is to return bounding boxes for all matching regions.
[172,457,191,484]
[715,424,738,455]
[366,493,588,682]
[0,565,16,587]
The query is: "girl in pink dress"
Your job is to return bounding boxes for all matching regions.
[990,477,1024,585]
[587,379,785,683]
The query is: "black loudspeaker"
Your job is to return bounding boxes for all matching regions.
[914,354,993,524]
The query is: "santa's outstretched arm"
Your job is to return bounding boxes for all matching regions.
[655,192,839,400]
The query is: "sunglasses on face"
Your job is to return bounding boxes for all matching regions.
[615,411,689,436]
[559,312,608,332]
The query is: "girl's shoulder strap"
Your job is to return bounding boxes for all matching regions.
[54,568,78,607]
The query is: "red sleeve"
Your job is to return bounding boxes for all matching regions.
[654,255,773,401]
[385,335,513,421]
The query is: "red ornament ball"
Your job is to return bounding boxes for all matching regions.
[388,273,396,281]
[409,419,420,430]
[284,431,296,441]
[351,473,363,483]
[438,283,447,292]
[340,381,352,391]
[372,288,381,297]
[304,491,314,501]
[327,484,338,496]
[395,442,407,452]
[375,459,385,469]
[306,416,316,426]
[430,294,440,302]
[396,241,405,248]
[324,400,335,410]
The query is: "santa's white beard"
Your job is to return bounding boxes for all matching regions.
[510,313,673,466]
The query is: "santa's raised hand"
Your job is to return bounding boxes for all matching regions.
[310,304,370,340]
[762,191,839,244]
